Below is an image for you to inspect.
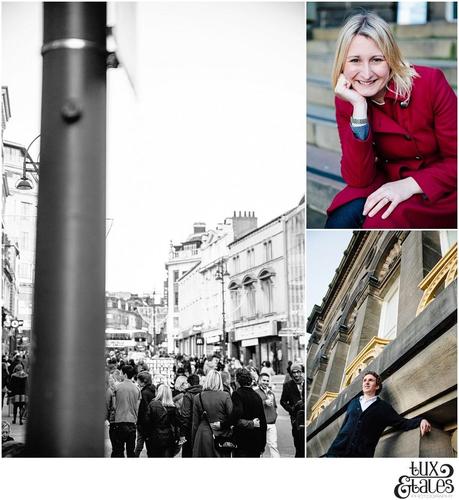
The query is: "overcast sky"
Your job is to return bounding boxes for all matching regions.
[2,2,305,296]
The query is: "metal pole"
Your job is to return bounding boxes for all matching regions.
[26,2,107,457]
[153,292,156,353]
[220,261,226,359]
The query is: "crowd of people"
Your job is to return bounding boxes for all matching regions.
[105,353,305,458]
[2,353,29,457]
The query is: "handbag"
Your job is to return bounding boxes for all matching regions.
[199,392,237,450]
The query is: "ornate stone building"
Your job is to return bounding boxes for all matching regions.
[307,231,457,457]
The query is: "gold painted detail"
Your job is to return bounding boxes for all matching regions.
[416,243,457,316]
[310,391,338,422]
[342,336,391,389]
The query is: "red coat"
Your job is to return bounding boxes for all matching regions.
[327,65,457,228]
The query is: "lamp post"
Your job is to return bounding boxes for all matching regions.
[152,290,156,354]
[215,258,229,360]
[15,134,40,191]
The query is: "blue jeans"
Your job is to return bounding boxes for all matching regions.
[325,198,366,229]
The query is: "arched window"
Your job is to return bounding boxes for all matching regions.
[229,281,241,321]
[242,275,256,318]
[259,268,275,314]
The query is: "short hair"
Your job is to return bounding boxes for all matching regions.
[137,371,152,385]
[121,365,135,379]
[363,371,383,395]
[236,368,253,387]
[187,374,200,386]
[221,371,230,385]
[203,369,223,391]
[331,11,418,99]
[259,372,270,380]
[155,384,175,406]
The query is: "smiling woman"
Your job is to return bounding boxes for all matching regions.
[324,11,457,229]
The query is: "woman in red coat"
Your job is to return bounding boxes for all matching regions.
[325,12,457,229]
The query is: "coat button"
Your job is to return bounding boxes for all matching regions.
[404,134,412,140]
[415,155,422,160]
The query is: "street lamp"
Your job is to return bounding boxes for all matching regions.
[152,290,156,354]
[15,134,40,190]
[215,258,230,359]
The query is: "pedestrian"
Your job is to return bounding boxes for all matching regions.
[2,420,14,443]
[325,371,431,457]
[2,356,10,409]
[260,360,275,377]
[145,384,180,457]
[110,364,140,458]
[192,369,233,457]
[231,368,267,458]
[254,372,280,458]
[180,374,203,458]
[280,362,305,457]
[134,371,156,457]
[325,11,457,229]
[172,375,189,412]
[7,364,28,425]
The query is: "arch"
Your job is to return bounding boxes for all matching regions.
[258,267,276,280]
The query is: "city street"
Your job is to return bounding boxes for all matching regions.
[3,375,295,458]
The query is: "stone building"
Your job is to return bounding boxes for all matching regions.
[177,212,257,357]
[306,231,457,457]
[164,223,206,354]
[228,200,305,373]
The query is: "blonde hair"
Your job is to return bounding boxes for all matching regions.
[155,384,175,407]
[174,375,188,392]
[203,369,223,392]
[331,12,418,99]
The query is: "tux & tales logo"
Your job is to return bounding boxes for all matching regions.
[394,462,454,498]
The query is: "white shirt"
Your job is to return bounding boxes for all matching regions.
[359,395,378,412]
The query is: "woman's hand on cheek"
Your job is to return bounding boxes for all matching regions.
[334,73,366,106]
[363,177,423,219]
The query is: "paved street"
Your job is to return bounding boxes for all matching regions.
[3,375,295,457]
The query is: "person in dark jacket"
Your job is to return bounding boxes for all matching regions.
[325,371,431,457]
[2,356,10,409]
[180,374,202,457]
[145,384,180,457]
[134,371,156,457]
[231,368,267,457]
[7,364,28,425]
[280,362,305,457]
[192,369,233,457]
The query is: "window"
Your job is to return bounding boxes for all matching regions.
[246,248,255,268]
[174,291,179,306]
[173,270,179,282]
[378,279,400,340]
[261,277,273,313]
[243,277,257,317]
[264,240,273,261]
[229,283,241,321]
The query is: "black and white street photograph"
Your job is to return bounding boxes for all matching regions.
[1,1,305,462]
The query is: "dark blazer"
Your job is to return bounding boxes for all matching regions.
[326,397,423,457]
[280,379,304,420]
[328,65,457,229]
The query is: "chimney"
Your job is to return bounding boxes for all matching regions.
[231,210,257,241]
[193,222,206,234]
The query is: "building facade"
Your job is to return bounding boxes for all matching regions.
[306,231,457,457]
[227,201,305,373]
[164,223,206,354]
[177,212,257,357]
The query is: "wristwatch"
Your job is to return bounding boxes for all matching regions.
[350,116,368,125]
